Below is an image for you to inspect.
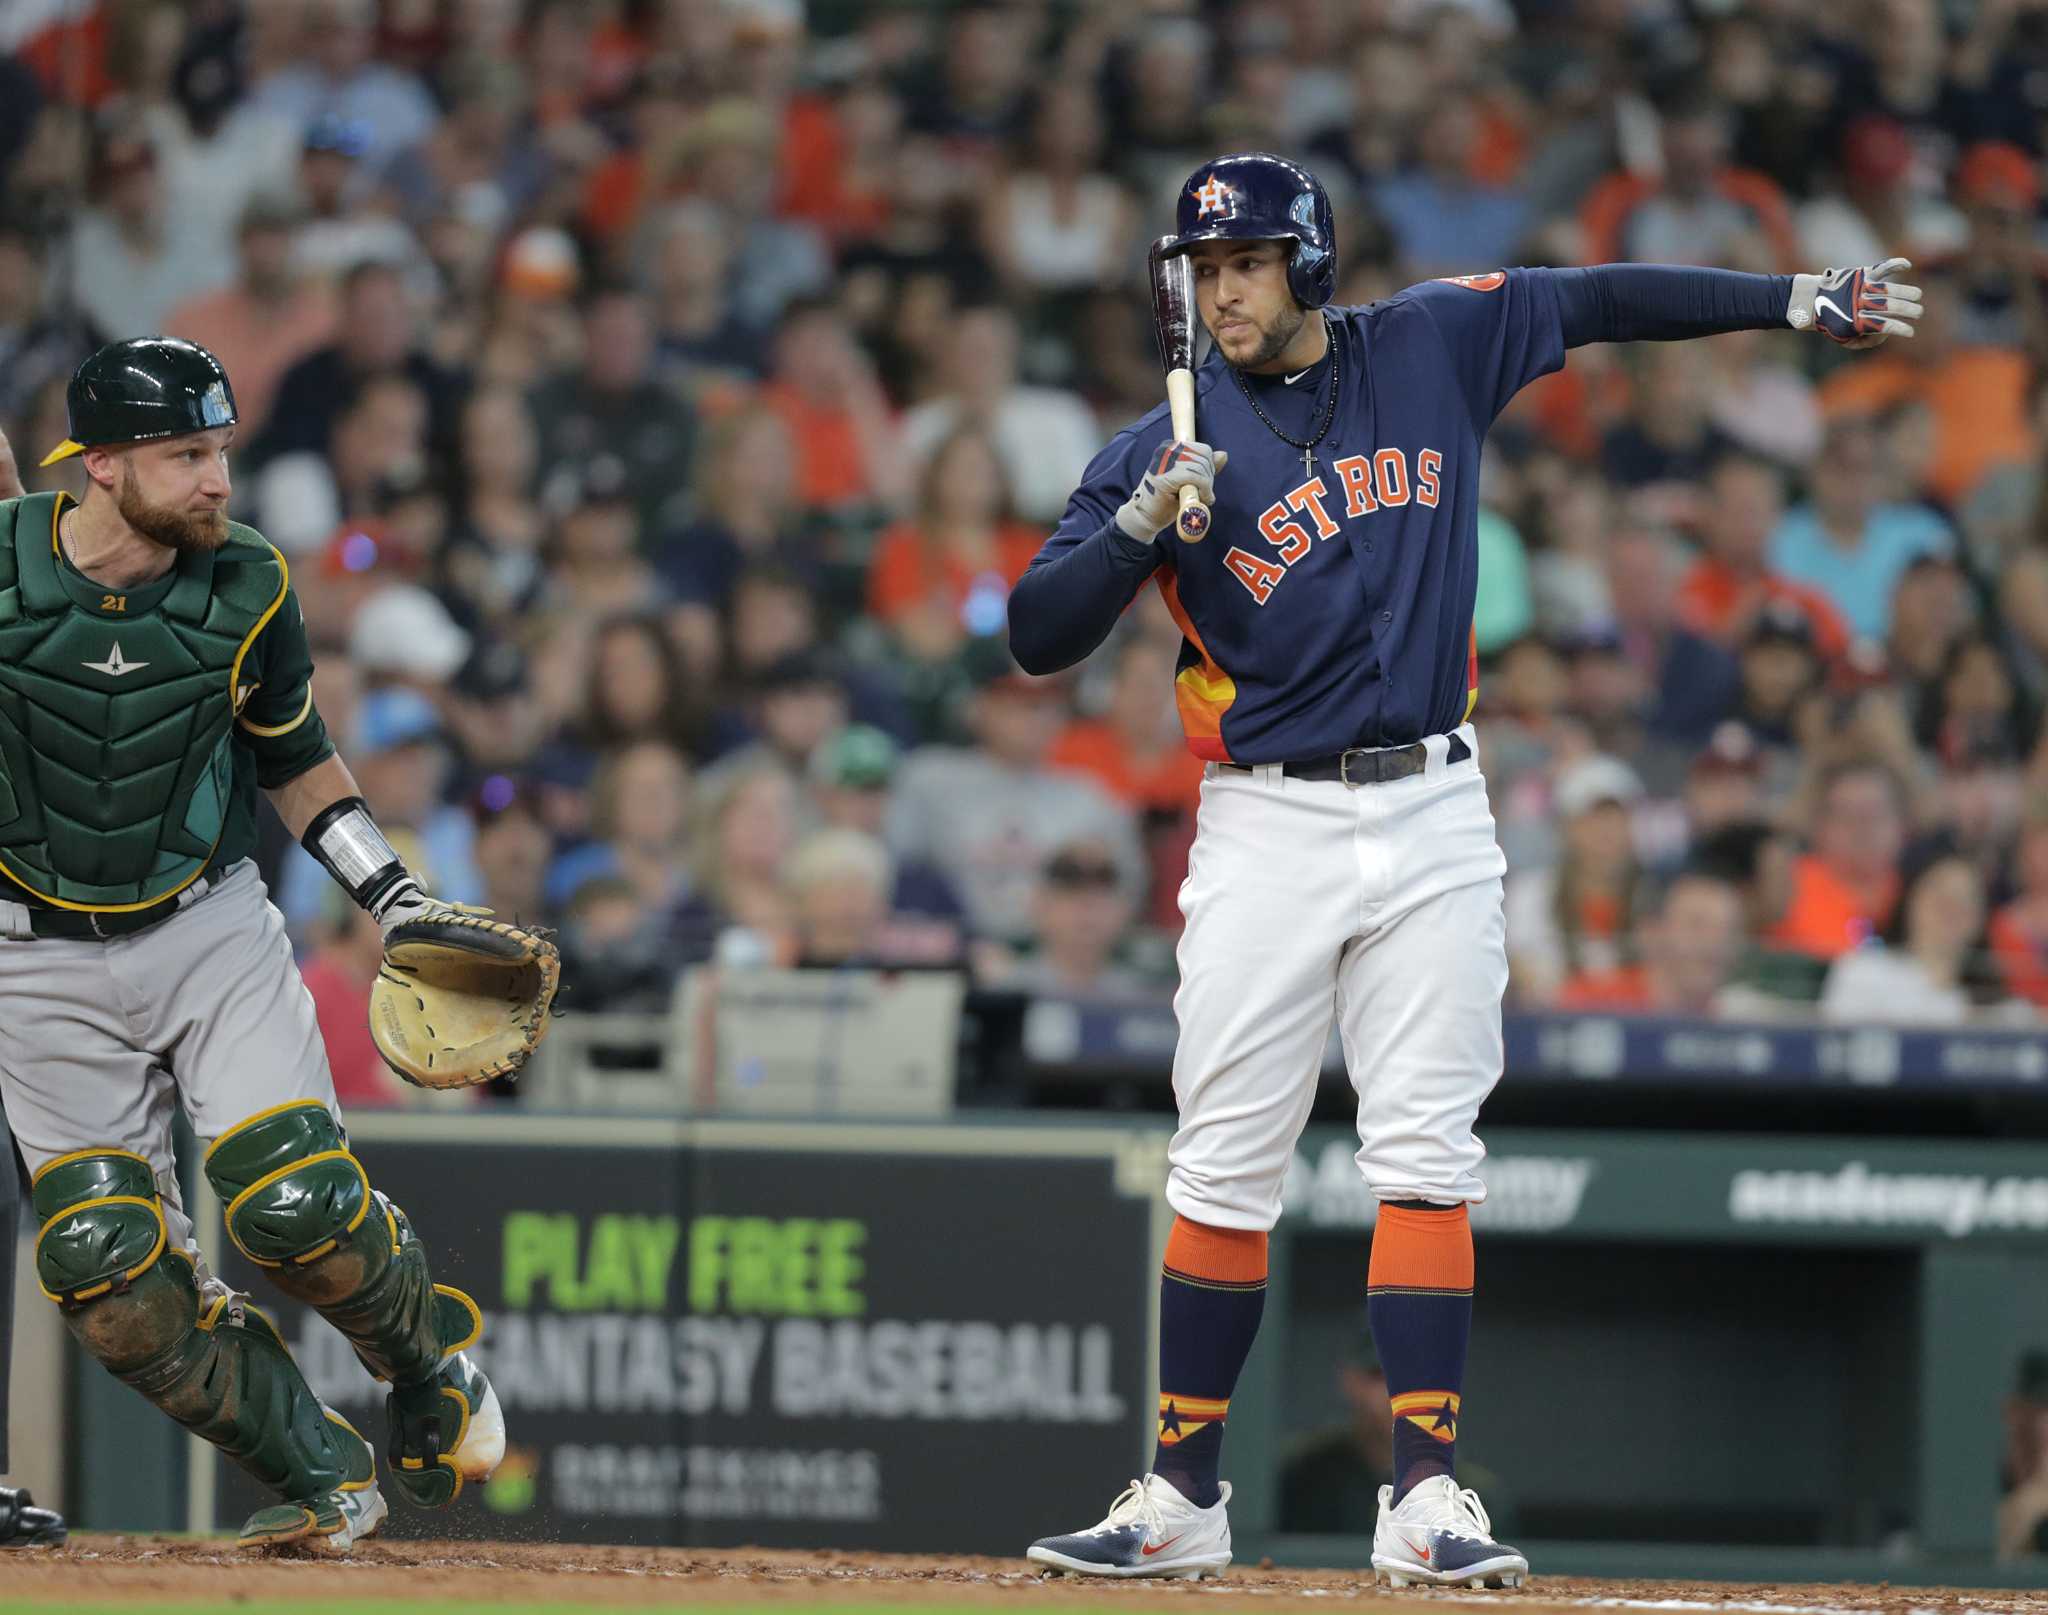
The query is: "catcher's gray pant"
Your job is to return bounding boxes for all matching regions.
[0,860,340,1258]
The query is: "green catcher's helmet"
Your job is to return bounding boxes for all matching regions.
[40,336,238,467]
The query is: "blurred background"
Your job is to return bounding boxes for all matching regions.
[9,0,2048,1585]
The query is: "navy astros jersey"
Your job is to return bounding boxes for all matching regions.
[1010,263,1790,765]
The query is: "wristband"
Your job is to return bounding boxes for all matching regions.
[301,795,412,915]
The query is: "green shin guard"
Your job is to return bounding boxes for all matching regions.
[207,1103,494,1508]
[32,1151,363,1506]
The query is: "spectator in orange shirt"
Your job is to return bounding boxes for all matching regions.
[1560,872,1747,1016]
[1677,450,1850,663]
[162,193,336,438]
[1768,760,1907,958]
[1991,818,2048,1011]
[1817,264,2035,507]
[762,300,908,514]
[867,425,1043,631]
[1049,634,1206,818]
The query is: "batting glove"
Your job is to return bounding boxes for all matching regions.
[1787,257,1922,349]
[371,875,492,937]
[1116,439,1229,542]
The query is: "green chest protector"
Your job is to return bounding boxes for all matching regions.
[0,492,287,911]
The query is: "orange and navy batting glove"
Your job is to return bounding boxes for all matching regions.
[1787,257,1922,349]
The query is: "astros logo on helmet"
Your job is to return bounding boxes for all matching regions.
[1193,175,1236,220]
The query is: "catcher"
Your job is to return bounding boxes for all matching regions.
[0,338,558,1551]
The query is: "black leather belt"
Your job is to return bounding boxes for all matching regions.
[5,866,225,941]
[1222,732,1472,786]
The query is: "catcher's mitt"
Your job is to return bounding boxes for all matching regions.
[369,912,561,1089]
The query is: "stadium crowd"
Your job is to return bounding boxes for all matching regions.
[8,0,2048,1104]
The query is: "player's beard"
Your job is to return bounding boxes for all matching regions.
[1223,302,1310,372]
[117,464,229,553]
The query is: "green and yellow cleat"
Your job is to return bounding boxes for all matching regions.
[237,1422,386,1554]
[385,1286,505,1509]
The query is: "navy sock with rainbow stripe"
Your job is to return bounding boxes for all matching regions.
[1151,1216,1267,1509]
[1367,1200,1474,1503]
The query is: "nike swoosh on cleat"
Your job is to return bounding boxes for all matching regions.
[1141,1535,1184,1557]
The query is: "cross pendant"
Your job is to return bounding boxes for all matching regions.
[1303,446,1316,477]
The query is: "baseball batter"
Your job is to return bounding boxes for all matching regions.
[0,339,510,1551]
[1011,153,1919,1583]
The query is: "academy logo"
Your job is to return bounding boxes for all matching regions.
[1192,174,1236,221]
[83,643,149,677]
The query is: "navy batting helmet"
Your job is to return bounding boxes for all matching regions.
[40,337,238,467]
[1161,153,1337,309]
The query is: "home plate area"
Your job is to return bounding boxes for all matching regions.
[8,1539,2041,1615]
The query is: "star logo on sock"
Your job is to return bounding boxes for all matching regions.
[1160,1401,1184,1438]
[1432,1399,1457,1437]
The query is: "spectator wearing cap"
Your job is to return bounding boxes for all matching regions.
[1817,264,2035,510]
[1768,761,1908,960]
[248,0,438,170]
[257,260,458,468]
[542,452,665,620]
[1731,598,1828,758]
[995,840,1151,998]
[1949,143,2048,354]
[67,122,229,336]
[347,581,473,692]
[1821,850,2021,1026]
[1796,115,1964,274]
[440,387,547,633]
[1769,416,1954,643]
[886,663,1142,944]
[761,300,909,516]
[813,726,968,963]
[1678,451,1851,663]
[1990,818,2048,1014]
[1559,872,1748,1016]
[287,116,435,294]
[529,283,699,536]
[164,193,336,439]
[1505,755,1651,1005]
[443,641,547,797]
[898,305,1101,526]
[1684,722,1774,841]
[697,649,849,814]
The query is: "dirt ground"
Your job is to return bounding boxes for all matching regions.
[3,1537,2042,1613]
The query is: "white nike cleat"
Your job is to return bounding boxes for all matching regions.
[1026,1473,1232,1579]
[1372,1474,1528,1588]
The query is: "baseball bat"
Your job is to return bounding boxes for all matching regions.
[1147,236,1210,543]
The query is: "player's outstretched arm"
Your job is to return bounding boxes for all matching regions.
[1540,258,1920,350]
